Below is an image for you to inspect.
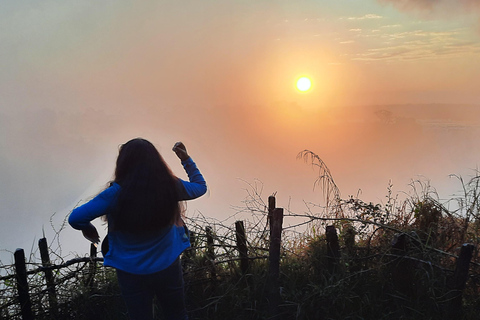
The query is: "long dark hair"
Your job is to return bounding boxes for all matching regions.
[109,138,180,234]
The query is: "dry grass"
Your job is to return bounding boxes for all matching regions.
[2,152,480,319]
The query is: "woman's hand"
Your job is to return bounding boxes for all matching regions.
[82,223,100,244]
[172,142,190,161]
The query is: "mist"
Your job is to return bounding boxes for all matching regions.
[1,1,480,263]
[2,101,480,263]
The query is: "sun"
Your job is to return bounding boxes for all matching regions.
[296,77,312,92]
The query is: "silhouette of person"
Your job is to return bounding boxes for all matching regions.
[69,139,207,320]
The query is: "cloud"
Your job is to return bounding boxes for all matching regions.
[350,29,480,62]
[381,24,402,29]
[346,14,383,20]
[378,0,480,34]
[378,0,480,15]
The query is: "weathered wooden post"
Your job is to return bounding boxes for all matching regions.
[390,233,414,296]
[206,226,215,261]
[446,243,474,317]
[206,226,216,279]
[87,243,97,289]
[344,225,356,269]
[235,220,249,274]
[326,225,340,273]
[268,207,284,320]
[190,231,196,250]
[39,238,58,318]
[184,231,196,265]
[344,225,355,256]
[268,195,276,237]
[14,248,34,320]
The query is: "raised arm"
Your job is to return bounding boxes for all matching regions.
[173,142,207,200]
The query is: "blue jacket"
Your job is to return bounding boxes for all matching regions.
[68,157,207,274]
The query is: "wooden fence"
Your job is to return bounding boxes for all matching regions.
[0,194,476,319]
[0,195,284,319]
[0,242,103,319]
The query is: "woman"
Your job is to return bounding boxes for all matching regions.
[68,139,207,320]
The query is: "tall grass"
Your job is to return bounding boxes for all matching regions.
[2,151,480,319]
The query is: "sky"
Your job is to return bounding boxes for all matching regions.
[1,0,480,262]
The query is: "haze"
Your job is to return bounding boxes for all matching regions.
[1,0,479,262]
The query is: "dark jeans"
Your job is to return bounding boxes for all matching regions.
[116,258,188,320]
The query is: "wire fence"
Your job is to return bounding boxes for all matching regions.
[2,171,480,319]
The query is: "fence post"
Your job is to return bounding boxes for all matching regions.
[390,233,414,296]
[86,243,97,289]
[326,225,340,273]
[268,207,284,320]
[190,231,196,251]
[446,243,474,317]
[344,225,356,271]
[184,231,196,265]
[205,226,216,279]
[268,195,276,237]
[235,221,249,274]
[39,238,58,318]
[14,248,34,320]
[344,225,355,256]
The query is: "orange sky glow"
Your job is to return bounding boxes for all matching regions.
[1,0,480,258]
